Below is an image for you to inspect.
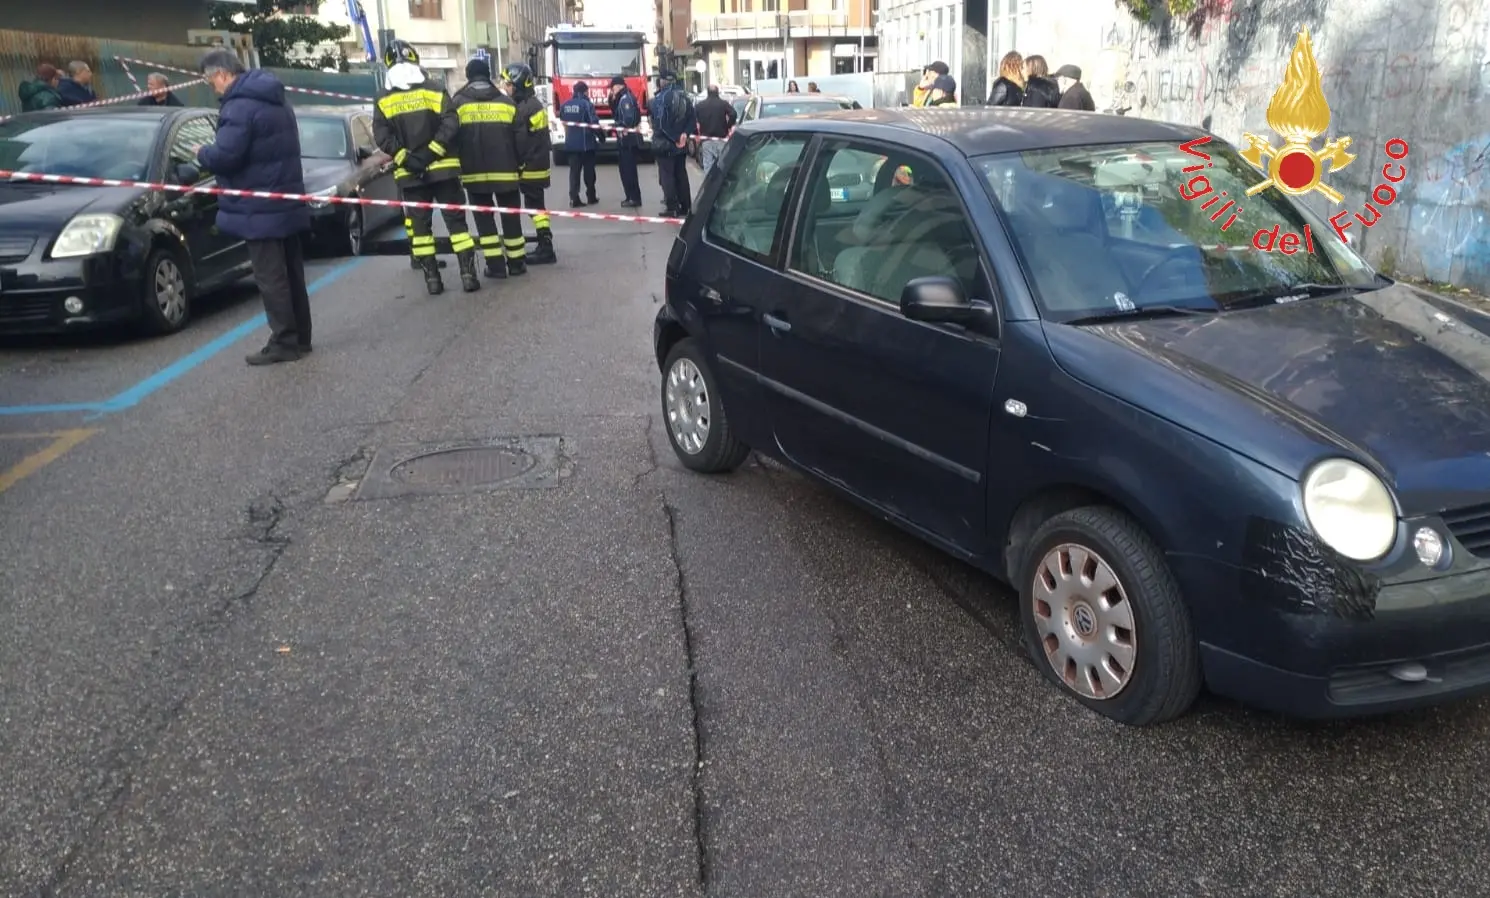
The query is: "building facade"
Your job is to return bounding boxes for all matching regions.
[316,0,568,87]
[689,0,877,90]
[875,0,1030,107]
[3,0,244,44]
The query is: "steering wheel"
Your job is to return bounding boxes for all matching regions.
[1134,246,1202,296]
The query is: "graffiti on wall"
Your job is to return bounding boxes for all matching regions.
[1082,0,1490,288]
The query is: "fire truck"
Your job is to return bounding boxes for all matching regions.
[542,24,652,165]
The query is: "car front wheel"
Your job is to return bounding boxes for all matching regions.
[139,247,192,335]
[1019,506,1201,726]
[661,338,750,473]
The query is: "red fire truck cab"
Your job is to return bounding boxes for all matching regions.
[543,24,651,165]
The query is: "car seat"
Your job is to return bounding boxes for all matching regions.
[833,160,962,300]
[1009,172,1134,312]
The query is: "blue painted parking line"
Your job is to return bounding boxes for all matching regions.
[0,256,367,419]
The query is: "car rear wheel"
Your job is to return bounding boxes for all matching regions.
[139,247,192,335]
[661,338,750,473]
[1018,506,1201,726]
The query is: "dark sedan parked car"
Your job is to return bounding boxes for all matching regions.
[294,104,400,256]
[655,107,1490,726]
[0,106,253,335]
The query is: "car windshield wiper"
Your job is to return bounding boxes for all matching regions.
[1063,304,1216,326]
[1217,282,1367,309]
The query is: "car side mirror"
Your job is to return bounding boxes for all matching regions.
[356,146,374,160]
[900,276,995,329]
[174,162,203,184]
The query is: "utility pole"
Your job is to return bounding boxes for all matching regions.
[779,13,789,86]
[858,0,867,73]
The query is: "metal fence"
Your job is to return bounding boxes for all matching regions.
[0,27,381,117]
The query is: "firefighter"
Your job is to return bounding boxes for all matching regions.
[452,56,527,279]
[373,39,480,294]
[501,62,557,265]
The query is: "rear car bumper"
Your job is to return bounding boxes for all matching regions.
[1175,554,1490,718]
[0,252,144,335]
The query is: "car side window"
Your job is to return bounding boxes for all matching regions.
[703,132,810,264]
[351,115,375,151]
[168,115,217,169]
[790,141,982,306]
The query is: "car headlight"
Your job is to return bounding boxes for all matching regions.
[51,213,123,259]
[1301,458,1398,562]
[308,186,338,208]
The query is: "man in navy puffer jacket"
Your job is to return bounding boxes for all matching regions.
[195,49,314,365]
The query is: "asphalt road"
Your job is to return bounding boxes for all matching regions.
[2,163,1488,898]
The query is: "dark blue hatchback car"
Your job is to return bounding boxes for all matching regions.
[654,107,1490,726]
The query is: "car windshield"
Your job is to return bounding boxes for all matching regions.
[0,116,158,181]
[298,117,348,159]
[974,140,1380,321]
[555,44,643,76]
[760,98,858,117]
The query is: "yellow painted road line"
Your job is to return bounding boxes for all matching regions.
[0,428,99,495]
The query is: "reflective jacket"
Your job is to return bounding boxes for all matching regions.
[451,78,522,189]
[514,94,552,189]
[373,79,462,186]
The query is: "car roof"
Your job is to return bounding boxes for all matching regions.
[738,106,1207,156]
[293,104,372,117]
[25,105,191,120]
[755,94,855,103]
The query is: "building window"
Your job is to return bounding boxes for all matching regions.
[409,0,442,18]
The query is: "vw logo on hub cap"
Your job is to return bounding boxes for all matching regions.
[1072,602,1097,637]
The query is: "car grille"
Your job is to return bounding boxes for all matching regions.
[0,236,36,264]
[1442,503,1490,558]
[0,296,54,325]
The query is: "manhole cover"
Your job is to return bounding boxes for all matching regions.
[390,446,536,488]
[350,436,572,501]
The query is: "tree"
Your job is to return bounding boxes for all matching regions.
[209,1,353,70]
[1117,0,1200,24]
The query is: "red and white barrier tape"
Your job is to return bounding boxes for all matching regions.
[557,119,728,143]
[114,56,375,103]
[112,56,729,143]
[0,169,685,225]
[118,57,142,92]
[0,78,207,124]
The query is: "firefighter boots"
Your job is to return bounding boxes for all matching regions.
[506,257,527,277]
[484,257,508,279]
[420,257,444,295]
[528,230,557,265]
[457,250,481,292]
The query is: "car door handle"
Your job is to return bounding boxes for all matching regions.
[763,312,791,333]
[702,286,722,303]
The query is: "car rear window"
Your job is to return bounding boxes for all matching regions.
[760,99,858,117]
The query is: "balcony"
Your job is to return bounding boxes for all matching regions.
[689,11,873,43]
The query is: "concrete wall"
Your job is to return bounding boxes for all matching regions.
[1040,0,1490,290]
[3,0,210,45]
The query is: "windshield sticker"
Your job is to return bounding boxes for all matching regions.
[1176,27,1409,253]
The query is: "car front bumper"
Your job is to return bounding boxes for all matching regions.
[0,251,145,335]
[1176,553,1490,718]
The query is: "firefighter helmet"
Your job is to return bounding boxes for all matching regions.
[503,62,536,98]
[383,39,420,69]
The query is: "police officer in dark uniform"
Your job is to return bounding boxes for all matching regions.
[502,62,557,265]
[373,40,480,294]
[452,56,527,279]
[559,81,601,207]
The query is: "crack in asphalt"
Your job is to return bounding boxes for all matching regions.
[662,499,711,893]
[30,495,293,898]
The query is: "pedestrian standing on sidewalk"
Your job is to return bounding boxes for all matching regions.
[650,70,697,218]
[694,84,736,178]
[559,81,601,207]
[608,76,644,207]
[194,49,313,366]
